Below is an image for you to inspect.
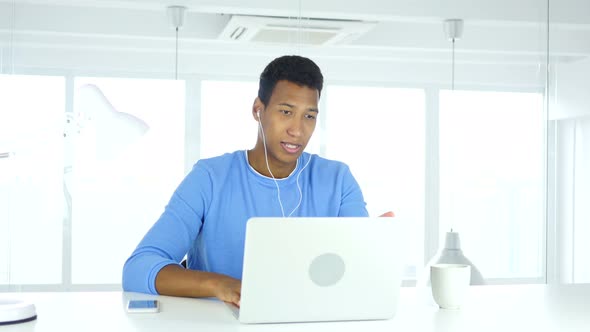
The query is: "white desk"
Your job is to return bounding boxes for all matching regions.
[2,284,589,332]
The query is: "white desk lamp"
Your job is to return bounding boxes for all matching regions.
[0,299,36,325]
[73,84,149,160]
[0,84,149,325]
[1,151,37,324]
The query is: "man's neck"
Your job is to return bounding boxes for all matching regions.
[247,148,296,179]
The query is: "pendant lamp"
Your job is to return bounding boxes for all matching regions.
[420,230,486,286]
[444,19,463,91]
[167,5,187,80]
[418,19,485,287]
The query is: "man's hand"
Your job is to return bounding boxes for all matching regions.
[155,265,242,306]
[212,275,242,307]
[379,211,395,217]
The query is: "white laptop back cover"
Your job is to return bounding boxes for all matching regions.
[238,217,404,324]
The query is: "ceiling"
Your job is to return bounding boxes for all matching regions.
[0,0,588,88]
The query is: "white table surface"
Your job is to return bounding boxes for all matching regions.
[2,284,589,332]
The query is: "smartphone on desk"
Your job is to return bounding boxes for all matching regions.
[126,300,160,313]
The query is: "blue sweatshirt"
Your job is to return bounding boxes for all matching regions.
[122,150,368,294]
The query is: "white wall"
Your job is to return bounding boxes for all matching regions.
[551,58,590,120]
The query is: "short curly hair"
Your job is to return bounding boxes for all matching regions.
[258,55,324,106]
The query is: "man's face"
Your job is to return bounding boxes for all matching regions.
[256,80,319,168]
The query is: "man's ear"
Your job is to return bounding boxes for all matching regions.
[252,97,264,120]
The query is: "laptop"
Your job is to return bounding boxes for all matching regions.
[227,217,405,324]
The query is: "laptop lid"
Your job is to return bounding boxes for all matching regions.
[236,217,404,324]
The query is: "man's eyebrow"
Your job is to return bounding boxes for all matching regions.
[278,103,318,113]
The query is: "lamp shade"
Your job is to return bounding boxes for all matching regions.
[418,230,485,286]
[75,84,149,160]
[167,5,187,29]
[443,19,464,41]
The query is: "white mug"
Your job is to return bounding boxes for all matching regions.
[430,264,471,309]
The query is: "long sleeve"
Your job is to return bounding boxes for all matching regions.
[338,165,369,217]
[122,164,211,294]
[122,151,369,292]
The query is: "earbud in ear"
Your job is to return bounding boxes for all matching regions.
[256,109,261,119]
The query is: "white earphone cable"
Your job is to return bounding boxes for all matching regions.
[287,153,312,217]
[258,118,286,217]
[258,113,312,218]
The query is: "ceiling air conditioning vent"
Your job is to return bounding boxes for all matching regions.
[219,15,376,45]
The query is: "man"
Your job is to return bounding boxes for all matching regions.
[122,55,393,307]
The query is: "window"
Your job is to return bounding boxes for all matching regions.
[70,77,185,284]
[0,75,65,285]
[200,81,259,159]
[439,90,544,279]
[200,82,425,278]
[325,86,426,279]
[0,75,549,289]
[1,75,185,289]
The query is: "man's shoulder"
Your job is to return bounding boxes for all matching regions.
[175,151,244,197]
[307,153,350,172]
[194,150,243,168]
[188,151,244,177]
